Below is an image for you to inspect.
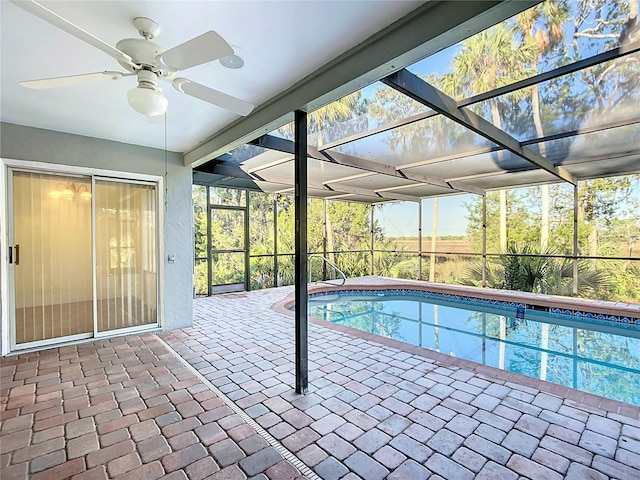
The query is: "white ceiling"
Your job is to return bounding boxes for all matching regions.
[0,0,423,153]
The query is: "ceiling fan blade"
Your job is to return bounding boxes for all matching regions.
[11,0,136,69]
[172,78,253,116]
[20,71,125,89]
[158,31,233,71]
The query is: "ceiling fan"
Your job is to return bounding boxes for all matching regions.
[13,0,254,118]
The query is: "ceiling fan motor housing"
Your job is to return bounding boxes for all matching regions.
[115,38,171,76]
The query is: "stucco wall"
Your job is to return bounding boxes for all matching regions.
[0,122,193,341]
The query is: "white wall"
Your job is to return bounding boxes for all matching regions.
[1,122,193,345]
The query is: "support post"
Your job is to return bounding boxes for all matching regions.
[370,206,375,275]
[573,184,579,296]
[418,200,422,280]
[244,190,250,291]
[273,195,278,288]
[323,200,328,280]
[294,110,308,394]
[206,186,212,296]
[482,194,487,288]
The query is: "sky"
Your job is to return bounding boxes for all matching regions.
[377,195,471,237]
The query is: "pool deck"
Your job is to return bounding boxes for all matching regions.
[2,282,640,479]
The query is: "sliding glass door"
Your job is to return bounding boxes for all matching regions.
[12,172,94,345]
[9,170,158,350]
[95,180,157,333]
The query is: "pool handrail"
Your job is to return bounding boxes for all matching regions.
[308,254,347,286]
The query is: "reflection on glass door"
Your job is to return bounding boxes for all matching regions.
[211,207,247,292]
[12,172,93,345]
[95,180,157,332]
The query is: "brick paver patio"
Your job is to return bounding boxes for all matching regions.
[2,285,639,479]
[0,332,306,480]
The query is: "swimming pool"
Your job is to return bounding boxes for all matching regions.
[307,290,640,406]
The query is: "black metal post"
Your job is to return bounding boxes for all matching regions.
[273,195,278,288]
[323,200,328,280]
[370,206,375,275]
[206,187,212,296]
[482,194,487,288]
[294,110,308,394]
[244,190,250,291]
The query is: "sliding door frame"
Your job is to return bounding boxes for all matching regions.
[1,158,164,355]
[92,176,161,339]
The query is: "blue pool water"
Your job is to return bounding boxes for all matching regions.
[308,291,640,406]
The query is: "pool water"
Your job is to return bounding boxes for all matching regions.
[308,292,640,406]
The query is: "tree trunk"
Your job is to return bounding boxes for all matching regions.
[500,190,507,251]
[490,99,508,252]
[541,185,550,251]
[326,211,336,278]
[429,198,438,282]
[530,80,550,252]
[318,132,336,278]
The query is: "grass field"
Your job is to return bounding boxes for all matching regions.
[393,238,474,253]
[392,237,640,257]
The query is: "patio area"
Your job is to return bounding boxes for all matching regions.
[2,286,639,480]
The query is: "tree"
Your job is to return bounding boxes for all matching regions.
[441,23,537,251]
[515,1,569,250]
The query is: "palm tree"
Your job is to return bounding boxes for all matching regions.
[277,93,360,272]
[461,240,610,298]
[278,92,360,147]
[441,23,537,254]
[515,1,569,251]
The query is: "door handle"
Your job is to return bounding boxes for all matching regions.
[15,244,19,265]
[8,246,12,264]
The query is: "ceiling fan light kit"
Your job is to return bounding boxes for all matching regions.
[127,70,168,117]
[13,1,254,118]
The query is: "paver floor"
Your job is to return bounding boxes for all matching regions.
[2,285,639,480]
[0,333,306,480]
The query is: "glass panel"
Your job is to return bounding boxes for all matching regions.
[211,209,245,251]
[225,143,269,164]
[475,57,640,142]
[327,200,371,255]
[249,192,275,255]
[504,185,568,253]
[193,185,208,260]
[405,149,529,180]
[407,0,632,98]
[331,114,496,168]
[373,252,419,279]
[276,196,295,255]
[578,175,640,259]
[428,253,482,285]
[484,190,508,254]
[332,251,373,278]
[422,195,480,257]
[250,256,275,290]
[211,252,244,286]
[308,199,325,255]
[315,82,432,147]
[13,172,93,344]
[194,259,208,296]
[96,180,157,332]
[588,258,640,303]
[210,187,246,206]
[374,202,418,247]
[276,254,295,286]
